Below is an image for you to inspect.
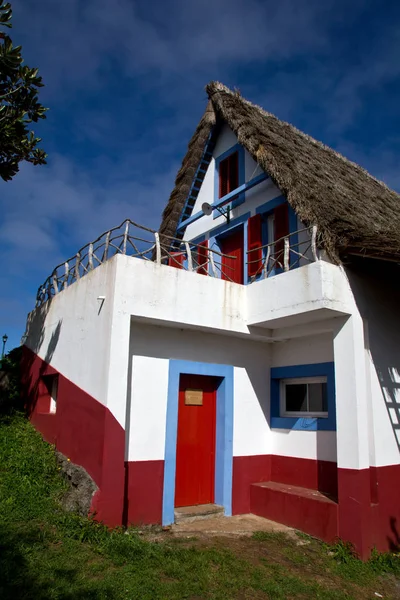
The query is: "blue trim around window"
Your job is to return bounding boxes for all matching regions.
[214,144,245,218]
[162,360,234,526]
[270,362,336,431]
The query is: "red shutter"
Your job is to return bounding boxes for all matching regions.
[274,203,289,267]
[168,252,185,269]
[247,214,263,278]
[197,240,208,275]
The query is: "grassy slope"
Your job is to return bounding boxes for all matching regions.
[0,412,399,600]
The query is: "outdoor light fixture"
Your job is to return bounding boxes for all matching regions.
[201,202,231,224]
[2,333,8,359]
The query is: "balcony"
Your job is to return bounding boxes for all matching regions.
[34,219,320,307]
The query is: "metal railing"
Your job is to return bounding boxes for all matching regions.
[246,226,319,281]
[34,221,319,307]
[34,219,238,307]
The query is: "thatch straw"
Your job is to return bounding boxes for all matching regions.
[159,82,400,262]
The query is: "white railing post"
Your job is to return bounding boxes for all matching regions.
[154,232,161,265]
[122,221,129,255]
[311,225,318,261]
[52,272,59,294]
[209,250,217,277]
[88,243,94,270]
[63,262,69,289]
[75,252,81,280]
[104,231,110,261]
[264,246,271,278]
[185,241,193,271]
[284,237,290,271]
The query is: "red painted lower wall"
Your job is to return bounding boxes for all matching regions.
[338,465,400,558]
[21,346,125,527]
[232,454,337,516]
[272,455,338,499]
[232,455,271,514]
[250,481,338,542]
[370,465,400,553]
[124,460,164,525]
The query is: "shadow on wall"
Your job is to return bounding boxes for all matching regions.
[20,300,62,416]
[388,517,400,553]
[345,257,400,453]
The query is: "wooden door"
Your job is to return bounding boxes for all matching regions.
[175,375,217,507]
[219,227,244,284]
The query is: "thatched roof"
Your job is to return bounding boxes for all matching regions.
[159,82,400,262]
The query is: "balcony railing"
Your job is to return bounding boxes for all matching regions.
[247,226,319,281]
[34,219,238,307]
[34,220,319,308]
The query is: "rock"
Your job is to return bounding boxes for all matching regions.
[55,451,98,516]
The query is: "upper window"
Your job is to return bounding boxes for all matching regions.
[280,376,328,418]
[219,151,238,198]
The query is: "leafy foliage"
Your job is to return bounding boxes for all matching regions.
[0,2,47,181]
[0,345,22,414]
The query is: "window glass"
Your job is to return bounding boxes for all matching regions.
[285,383,307,412]
[308,382,327,413]
[282,377,328,417]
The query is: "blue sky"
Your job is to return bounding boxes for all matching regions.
[1,0,399,352]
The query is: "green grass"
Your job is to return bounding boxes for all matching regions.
[1,411,399,599]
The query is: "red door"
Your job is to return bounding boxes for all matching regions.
[219,227,244,284]
[175,375,217,507]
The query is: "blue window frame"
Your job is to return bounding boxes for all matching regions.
[270,362,336,431]
[214,144,245,218]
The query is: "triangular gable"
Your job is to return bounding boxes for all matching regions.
[160,82,400,262]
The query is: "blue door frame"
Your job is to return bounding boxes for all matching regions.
[162,360,234,525]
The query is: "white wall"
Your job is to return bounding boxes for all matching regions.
[183,124,282,242]
[25,247,400,472]
[127,322,271,461]
[345,262,400,467]
[247,260,354,329]
[126,355,169,461]
[271,332,334,367]
[24,258,118,411]
[271,333,337,463]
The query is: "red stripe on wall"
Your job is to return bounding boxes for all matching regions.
[232,455,271,514]
[21,346,125,527]
[337,468,372,559]
[272,455,338,499]
[250,481,338,542]
[124,460,164,525]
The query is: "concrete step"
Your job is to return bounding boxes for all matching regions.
[174,503,224,524]
[250,481,338,543]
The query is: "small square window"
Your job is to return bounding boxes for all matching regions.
[280,377,328,418]
[219,151,238,198]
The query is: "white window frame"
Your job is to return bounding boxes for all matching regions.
[280,376,328,419]
[49,376,58,414]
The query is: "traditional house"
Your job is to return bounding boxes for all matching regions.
[22,82,400,559]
